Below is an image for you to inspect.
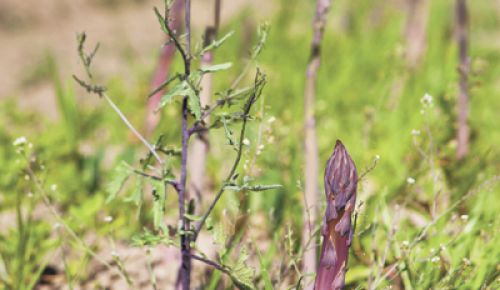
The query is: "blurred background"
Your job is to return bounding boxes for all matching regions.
[0,0,499,289]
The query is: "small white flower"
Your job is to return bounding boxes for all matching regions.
[27,192,34,198]
[411,129,421,136]
[258,144,265,150]
[53,223,62,230]
[267,116,276,123]
[111,251,120,258]
[440,244,447,251]
[50,184,58,191]
[375,154,381,161]
[421,93,433,106]
[24,175,30,180]
[13,137,27,146]
[430,256,440,263]
[104,216,113,223]
[242,138,250,146]
[402,240,409,247]
[462,258,471,265]
[407,177,416,184]
[460,214,469,221]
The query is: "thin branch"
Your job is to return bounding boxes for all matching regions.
[73,76,164,165]
[155,5,190,76]
[190,254,230,275]
[190,24,268,128]
[193,71,265,241]
[132,169,180,191]
[103,93,164,165]
[147,74,181,99]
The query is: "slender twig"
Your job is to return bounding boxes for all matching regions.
[147,74,181,99]
[156,4,190,76]
[133,169,162,181]
[132,169,180,191]
[73,76,164,165]
[190,254,231,275]
[190,23,267,129]
[193,72,265,241]
[358,156,380,182]
[195,86,253,125]
[103,93,164,164]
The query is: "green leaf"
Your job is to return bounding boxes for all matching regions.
[225,184,282,192]
[252,23,270,59]
[221,117,237,149]
[186,86,201,120]
[201,30,234,54]
[229,248,256,290]
[106,161,131,203]
[151,179,166,230]
[124,176,144,219]
[156,80,201,120]
[200,62,232,73]
[225,185,242,192]
[245,184,282,191]
[131,228,177,247]
[155,81,190,111]
[184,213,202,221]
[153,7,168,34]
[213,223,228,248]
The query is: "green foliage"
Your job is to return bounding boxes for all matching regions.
[228,248,256,290]
[1,0,499,289]
[105,161,132,203]
[200,62,233,73]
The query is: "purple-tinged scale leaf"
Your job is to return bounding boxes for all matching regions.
[315,140,357,290]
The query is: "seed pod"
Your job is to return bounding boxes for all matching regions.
[315,140,357,290]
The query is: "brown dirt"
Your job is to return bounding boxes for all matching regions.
[0,0,274,118]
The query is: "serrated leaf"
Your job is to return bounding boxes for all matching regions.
[213,223,228,248]
[124,176,144,219]
[131,228,177,247]
[200,62,232,73]
[151,179,166,230]
[156,81,191,111]
[229,248,256,290]
[106,161,132,203]
[186,86,201,120]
